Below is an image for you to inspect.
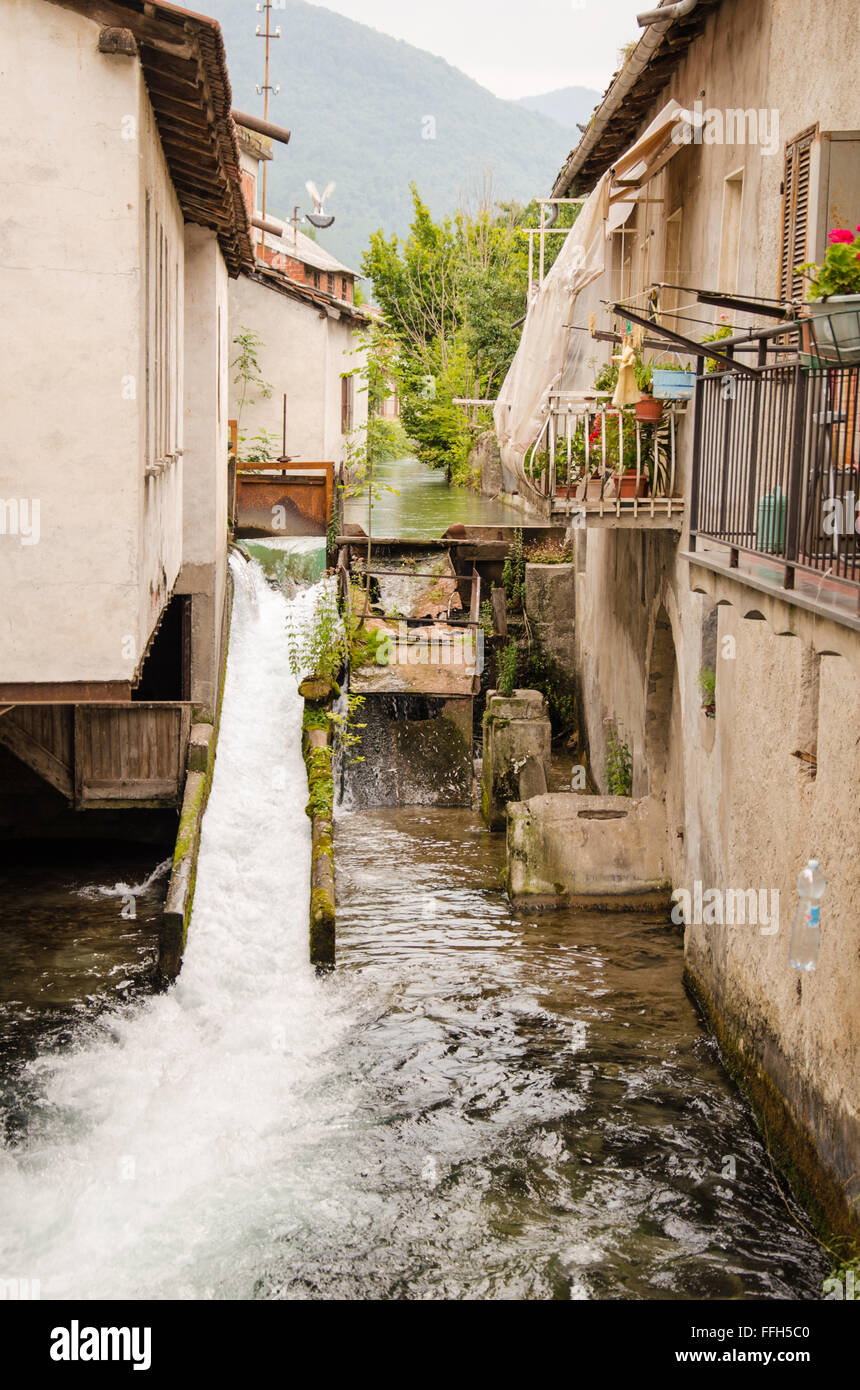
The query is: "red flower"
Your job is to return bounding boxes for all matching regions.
[828,228,855,245]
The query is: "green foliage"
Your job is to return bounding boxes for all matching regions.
[698,668,717,699]
[604,718,633,797]
[702,321,735,374]
[497,638,519,697]
[231,327,272,433]
[286,586,344,684]
[330,691,366,763]
[240,427,280,463]
[368,417,412,463]
[479,597,495,639]
[362,187,578,484]
[526,641,577,738]
[524,536,573,564]
[502,528,526,607]
[305,744,334,819]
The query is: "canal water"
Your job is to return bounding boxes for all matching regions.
[0,556,829,1300]
[344,455,526,539]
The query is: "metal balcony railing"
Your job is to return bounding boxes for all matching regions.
[524,391,687,519]
[690,362,860,614]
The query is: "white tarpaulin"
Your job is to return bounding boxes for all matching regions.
[494,100,689,486]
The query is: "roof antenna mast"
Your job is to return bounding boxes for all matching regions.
[255,2,280,247]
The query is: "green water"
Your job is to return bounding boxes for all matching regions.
[343,456,529,539]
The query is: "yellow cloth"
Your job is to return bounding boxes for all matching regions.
[611,339,642,409]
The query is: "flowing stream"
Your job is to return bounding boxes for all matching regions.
[0,557,829,1300]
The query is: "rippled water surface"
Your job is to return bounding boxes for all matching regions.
[344,455,526,538]
[0,564,828,1301]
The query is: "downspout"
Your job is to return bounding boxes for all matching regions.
[551,0,702,197]
[637,0,699,26]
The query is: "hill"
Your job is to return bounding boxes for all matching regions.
[202,0,573,274]
[517,85,602,133]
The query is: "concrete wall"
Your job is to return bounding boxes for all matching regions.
[228,273,367,470]
[541,0,860,1239]
[178,225,230,715]
[0,0,184,685]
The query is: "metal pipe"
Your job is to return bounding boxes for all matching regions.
[251,214,285,236]
[231,109,291,145]
[637,0,699,27]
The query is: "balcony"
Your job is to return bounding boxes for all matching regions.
[687,361,860,630]
[524,391,687,529]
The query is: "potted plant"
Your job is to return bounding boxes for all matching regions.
[652,357,695,400]
[633,357,663,423]
[702,317,735,373]
[797,225,860,365]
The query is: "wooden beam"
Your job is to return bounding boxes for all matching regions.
[0,682,133,703]
[0,719,74,799]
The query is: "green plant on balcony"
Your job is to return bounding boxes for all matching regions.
[702,318,735,373]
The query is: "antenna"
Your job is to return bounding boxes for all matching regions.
[254,2,281,249]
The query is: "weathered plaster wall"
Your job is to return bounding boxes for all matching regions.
[228,274,367,470]
[0,0,184,684]
[552,0,860,1235]
[178,224,230,714]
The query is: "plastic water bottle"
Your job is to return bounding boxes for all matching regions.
[789,860,826,971]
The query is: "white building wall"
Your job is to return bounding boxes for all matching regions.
[0,0,184,687]
[228,273,367,469]
[178,224,230,715]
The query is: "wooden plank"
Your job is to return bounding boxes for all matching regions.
[0,682,133,703]
[491,587,508,638]
[0,715,74,799]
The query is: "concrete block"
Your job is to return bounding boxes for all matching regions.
[507,791,672,909]
[481,688,552,830]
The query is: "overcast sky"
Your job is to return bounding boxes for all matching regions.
[306,0,650,100]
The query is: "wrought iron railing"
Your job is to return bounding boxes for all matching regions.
[524,391,687,507]
[690,361,860,608]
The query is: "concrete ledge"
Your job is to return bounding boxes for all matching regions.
[303,716,335,970]
[158,576,232,982]
[161,767,208,981]
[507,791,672,909]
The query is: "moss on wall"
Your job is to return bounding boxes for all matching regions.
[686,964,860,1266]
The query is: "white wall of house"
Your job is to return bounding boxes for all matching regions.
[178,224,230,716]
[228,273,367,469]
[0,0,184,687]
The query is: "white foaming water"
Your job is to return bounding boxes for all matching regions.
[0,559,360,1299]
[75,859,173,901]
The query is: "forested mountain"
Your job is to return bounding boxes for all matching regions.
[204,0,573,272]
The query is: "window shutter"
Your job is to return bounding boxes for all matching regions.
[779,128,816,303]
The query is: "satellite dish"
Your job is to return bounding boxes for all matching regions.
[305,179,336,228]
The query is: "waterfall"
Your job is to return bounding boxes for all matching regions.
[0,557,358,1300]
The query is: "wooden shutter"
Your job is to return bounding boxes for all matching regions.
[341,375,353,434]
[779,127,816,303]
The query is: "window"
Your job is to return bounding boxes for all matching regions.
[779,127,816,303]
[341,375,354,434]
[341,277,349,300]
[718,169,745,296]
[144,199,181,469]
[327,272,335,295]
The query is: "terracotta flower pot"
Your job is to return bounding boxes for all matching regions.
[635,396,663,424]
[616,471,648,499]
